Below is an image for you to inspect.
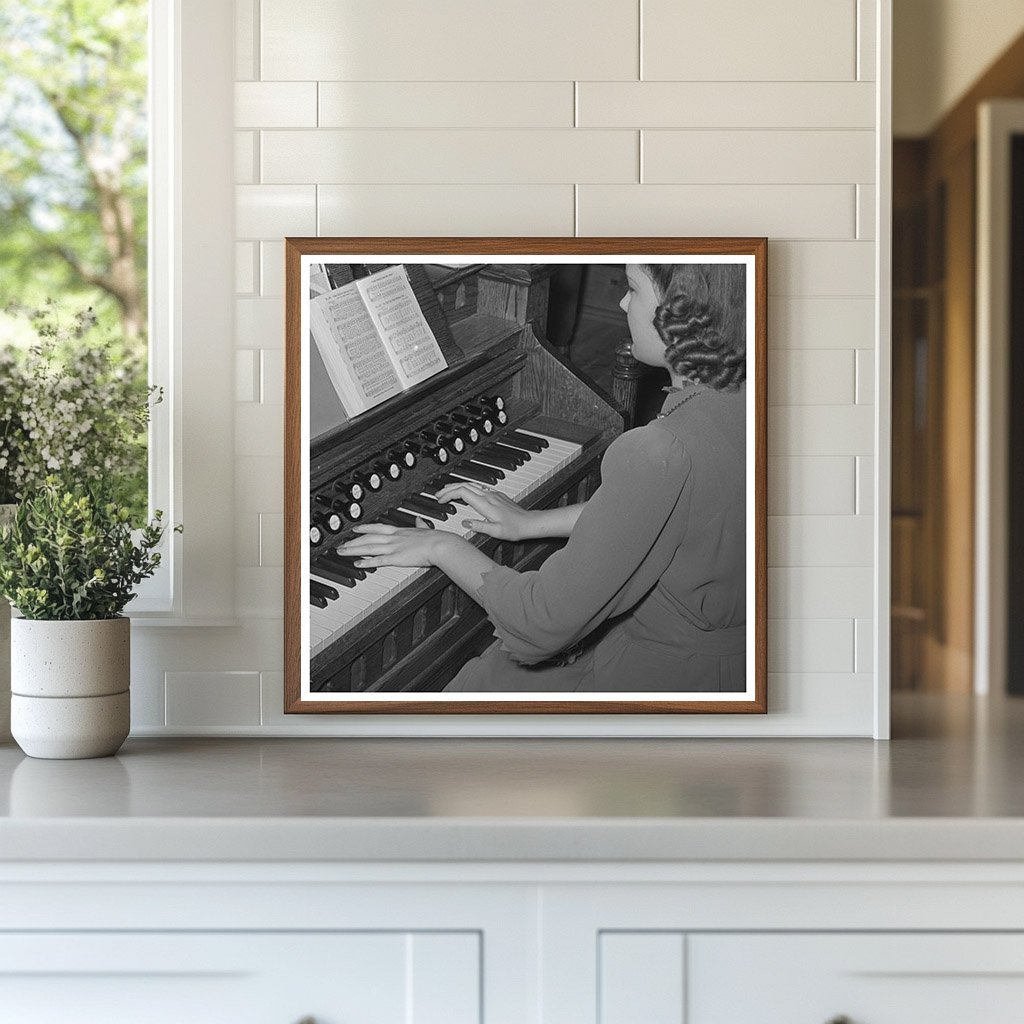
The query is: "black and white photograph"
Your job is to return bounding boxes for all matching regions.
[284,239,766,714]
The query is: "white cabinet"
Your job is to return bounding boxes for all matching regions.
[688,934,1024,1024]
[595,933,1024,1024]
[0,932,480,1024]
[0,871,537,1024]
[539,868,1024,1024]
[3,862,1024,1023]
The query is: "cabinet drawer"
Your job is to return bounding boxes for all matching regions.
[688,933,1024,1024]
[0,932,480,1024]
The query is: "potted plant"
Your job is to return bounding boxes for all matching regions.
[0,480,169,758]
[0,301,163,757]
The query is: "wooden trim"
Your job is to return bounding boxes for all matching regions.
[291,698,768,714]
[284,238,767,716]
[283,238,304,717]
[285,236,767,258]
[927,30,1024,179]
[755,237,768,715]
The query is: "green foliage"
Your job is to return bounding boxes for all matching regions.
[0,300,155,517]
[0,478,172,620]
[0,0,148,346]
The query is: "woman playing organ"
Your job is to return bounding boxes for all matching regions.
[338,263,747,693]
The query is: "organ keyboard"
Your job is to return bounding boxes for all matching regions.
[300,261,625,695]
[308,427,583,657]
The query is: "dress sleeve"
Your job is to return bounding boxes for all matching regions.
[476,425,692,664]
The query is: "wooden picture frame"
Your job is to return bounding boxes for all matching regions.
[284,238,767,715]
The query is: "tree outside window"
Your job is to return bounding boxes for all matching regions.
[0,0,149,516]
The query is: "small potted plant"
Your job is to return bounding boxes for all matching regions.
[0,480,169,758]
[0,301,165,757]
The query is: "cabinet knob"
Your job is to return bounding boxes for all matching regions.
[294,1018,316,1024]
[826,1017,854,1024]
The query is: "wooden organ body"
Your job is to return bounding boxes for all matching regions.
[306,263,629,696]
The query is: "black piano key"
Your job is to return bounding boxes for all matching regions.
[419,493,459,515]
[321,566,361,588]
[472,461,506,482]
[507,429,547,451]
[310,578,340,602]
[380,508,432,529]
[402,495,452,520]
[310,589,329,609]
[429,473,463,489]
[492,441,529,465]
[317,553,367,580]
[379,510,412,528]
[492,436,533,456]
[451,463,500,484]
[472,447,518,471]
[321,551,371,578]
[313,561,360,587]
[450,464,495,484]
[425,475,469,505]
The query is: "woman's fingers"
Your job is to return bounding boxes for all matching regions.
[343,539,411,564]
[337,536,388,555]
[437,483,518,516]
[350,523,396,535]
[445,489,499,519]
[333,524,439,568]
[462,517,498,536]
[434,482,486,503]
[338,528,405,553]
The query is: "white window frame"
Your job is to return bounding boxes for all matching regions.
[128,0,235,624]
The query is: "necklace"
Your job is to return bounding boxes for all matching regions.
[657,387,705,419]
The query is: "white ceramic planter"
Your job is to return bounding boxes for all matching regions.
[0,502,15,744]
[10,617,130,759]
[11,692,130,760]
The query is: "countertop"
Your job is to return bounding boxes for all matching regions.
[1,693,1023,862]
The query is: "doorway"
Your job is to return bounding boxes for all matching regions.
[891,26,1024,694]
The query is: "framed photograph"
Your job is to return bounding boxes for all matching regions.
[284,238,767,714]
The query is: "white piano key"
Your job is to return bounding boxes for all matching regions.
[348,575,398,614]
[373,566,417,585]
[312,575,373,619]
[310,585,367,624]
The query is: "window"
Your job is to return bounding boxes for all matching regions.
[1,0,236,620]
[0,0,148,520]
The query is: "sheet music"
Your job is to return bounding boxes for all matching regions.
[358,266,447,388]
[310,285,402,412]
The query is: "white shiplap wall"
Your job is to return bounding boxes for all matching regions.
[132,0,886,737]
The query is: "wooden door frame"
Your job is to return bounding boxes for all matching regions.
[975,100,1024,696]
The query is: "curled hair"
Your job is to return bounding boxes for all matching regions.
[639,263,746,391]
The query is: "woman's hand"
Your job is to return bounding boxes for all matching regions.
[337,520,500,602]
[433,482,534,541]
[337,522,457,568]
